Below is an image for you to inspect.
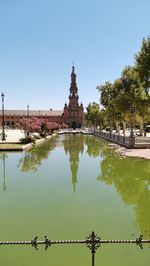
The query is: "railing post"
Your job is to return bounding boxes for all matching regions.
[92,251,95,266]
[86,231,100,266]
[129,135,135,148]
[123,134,125,144]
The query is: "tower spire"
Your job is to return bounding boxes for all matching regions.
[70,64,77,94]
[72,61,75,73]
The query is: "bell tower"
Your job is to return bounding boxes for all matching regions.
[63,65,84,128]
[69,65,79,110]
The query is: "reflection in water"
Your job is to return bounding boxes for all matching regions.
[18,137,57,172]
[17,134,150,237]
[0,153,7,191]
[85,135,105,158]
[97,145,150,238]
[63,135,84,191]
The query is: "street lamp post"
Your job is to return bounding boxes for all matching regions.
[1,92,6,141]
[27,104,29,117]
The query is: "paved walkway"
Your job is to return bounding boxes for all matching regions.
[119,147,150,159]
[0,129,25,143]
[108,143,150,159]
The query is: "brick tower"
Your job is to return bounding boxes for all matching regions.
[63,65,84,128]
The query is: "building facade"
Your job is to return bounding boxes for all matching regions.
[0,66,84,129]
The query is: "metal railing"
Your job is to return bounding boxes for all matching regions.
[135,136,150,144]
[0,231,150,266]
[93,130,150,148]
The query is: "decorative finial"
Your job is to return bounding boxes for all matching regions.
[72,61,75,72]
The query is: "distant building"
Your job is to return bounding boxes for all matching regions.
[63,65,84,128]
[0,66,84,129]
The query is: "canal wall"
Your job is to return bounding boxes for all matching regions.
[0,135,53,151]
[93,130,150,149]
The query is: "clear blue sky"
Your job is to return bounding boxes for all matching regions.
[0,0,150,110]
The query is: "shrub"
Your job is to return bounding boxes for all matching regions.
[20,136,35,144]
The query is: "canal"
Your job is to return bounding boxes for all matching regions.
[0,134,150,266]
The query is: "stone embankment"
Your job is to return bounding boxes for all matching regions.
[108,143,150,160]
[0,129,53,151]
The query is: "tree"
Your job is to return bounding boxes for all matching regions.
[96,36,150,133]
[18,118,60,138]
[97,65,149,134]
[97,81,114,109]
[135,37,150,130]
[85,102,101,128]
[120,66,149,134]
[135,37,150,93]
[18,118,40,136]
[97,81,121,131]
[40,121,60,136]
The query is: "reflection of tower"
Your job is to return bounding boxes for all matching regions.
[2,153,7,191]
[63,135,84,191]
[63,65,84,128]
[70,151,79,191]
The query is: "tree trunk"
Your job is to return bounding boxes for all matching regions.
[123,121,126,135]
[139,116,144,136]
[116,121,119,133]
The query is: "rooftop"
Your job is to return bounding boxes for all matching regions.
[0,110,63,116]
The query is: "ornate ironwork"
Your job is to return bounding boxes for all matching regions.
[86,231,100,253]
[31,236,38,250]
[136,234,143,249]
[44,236,51,250]
[0,231,150,266]
[86,231,101,266]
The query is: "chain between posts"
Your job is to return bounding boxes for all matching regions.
[0,232,150,266]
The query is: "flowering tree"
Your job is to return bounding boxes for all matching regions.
[40,120,60,136]
[18,118,60,137]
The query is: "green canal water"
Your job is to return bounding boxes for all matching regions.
[0,134,150,266]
